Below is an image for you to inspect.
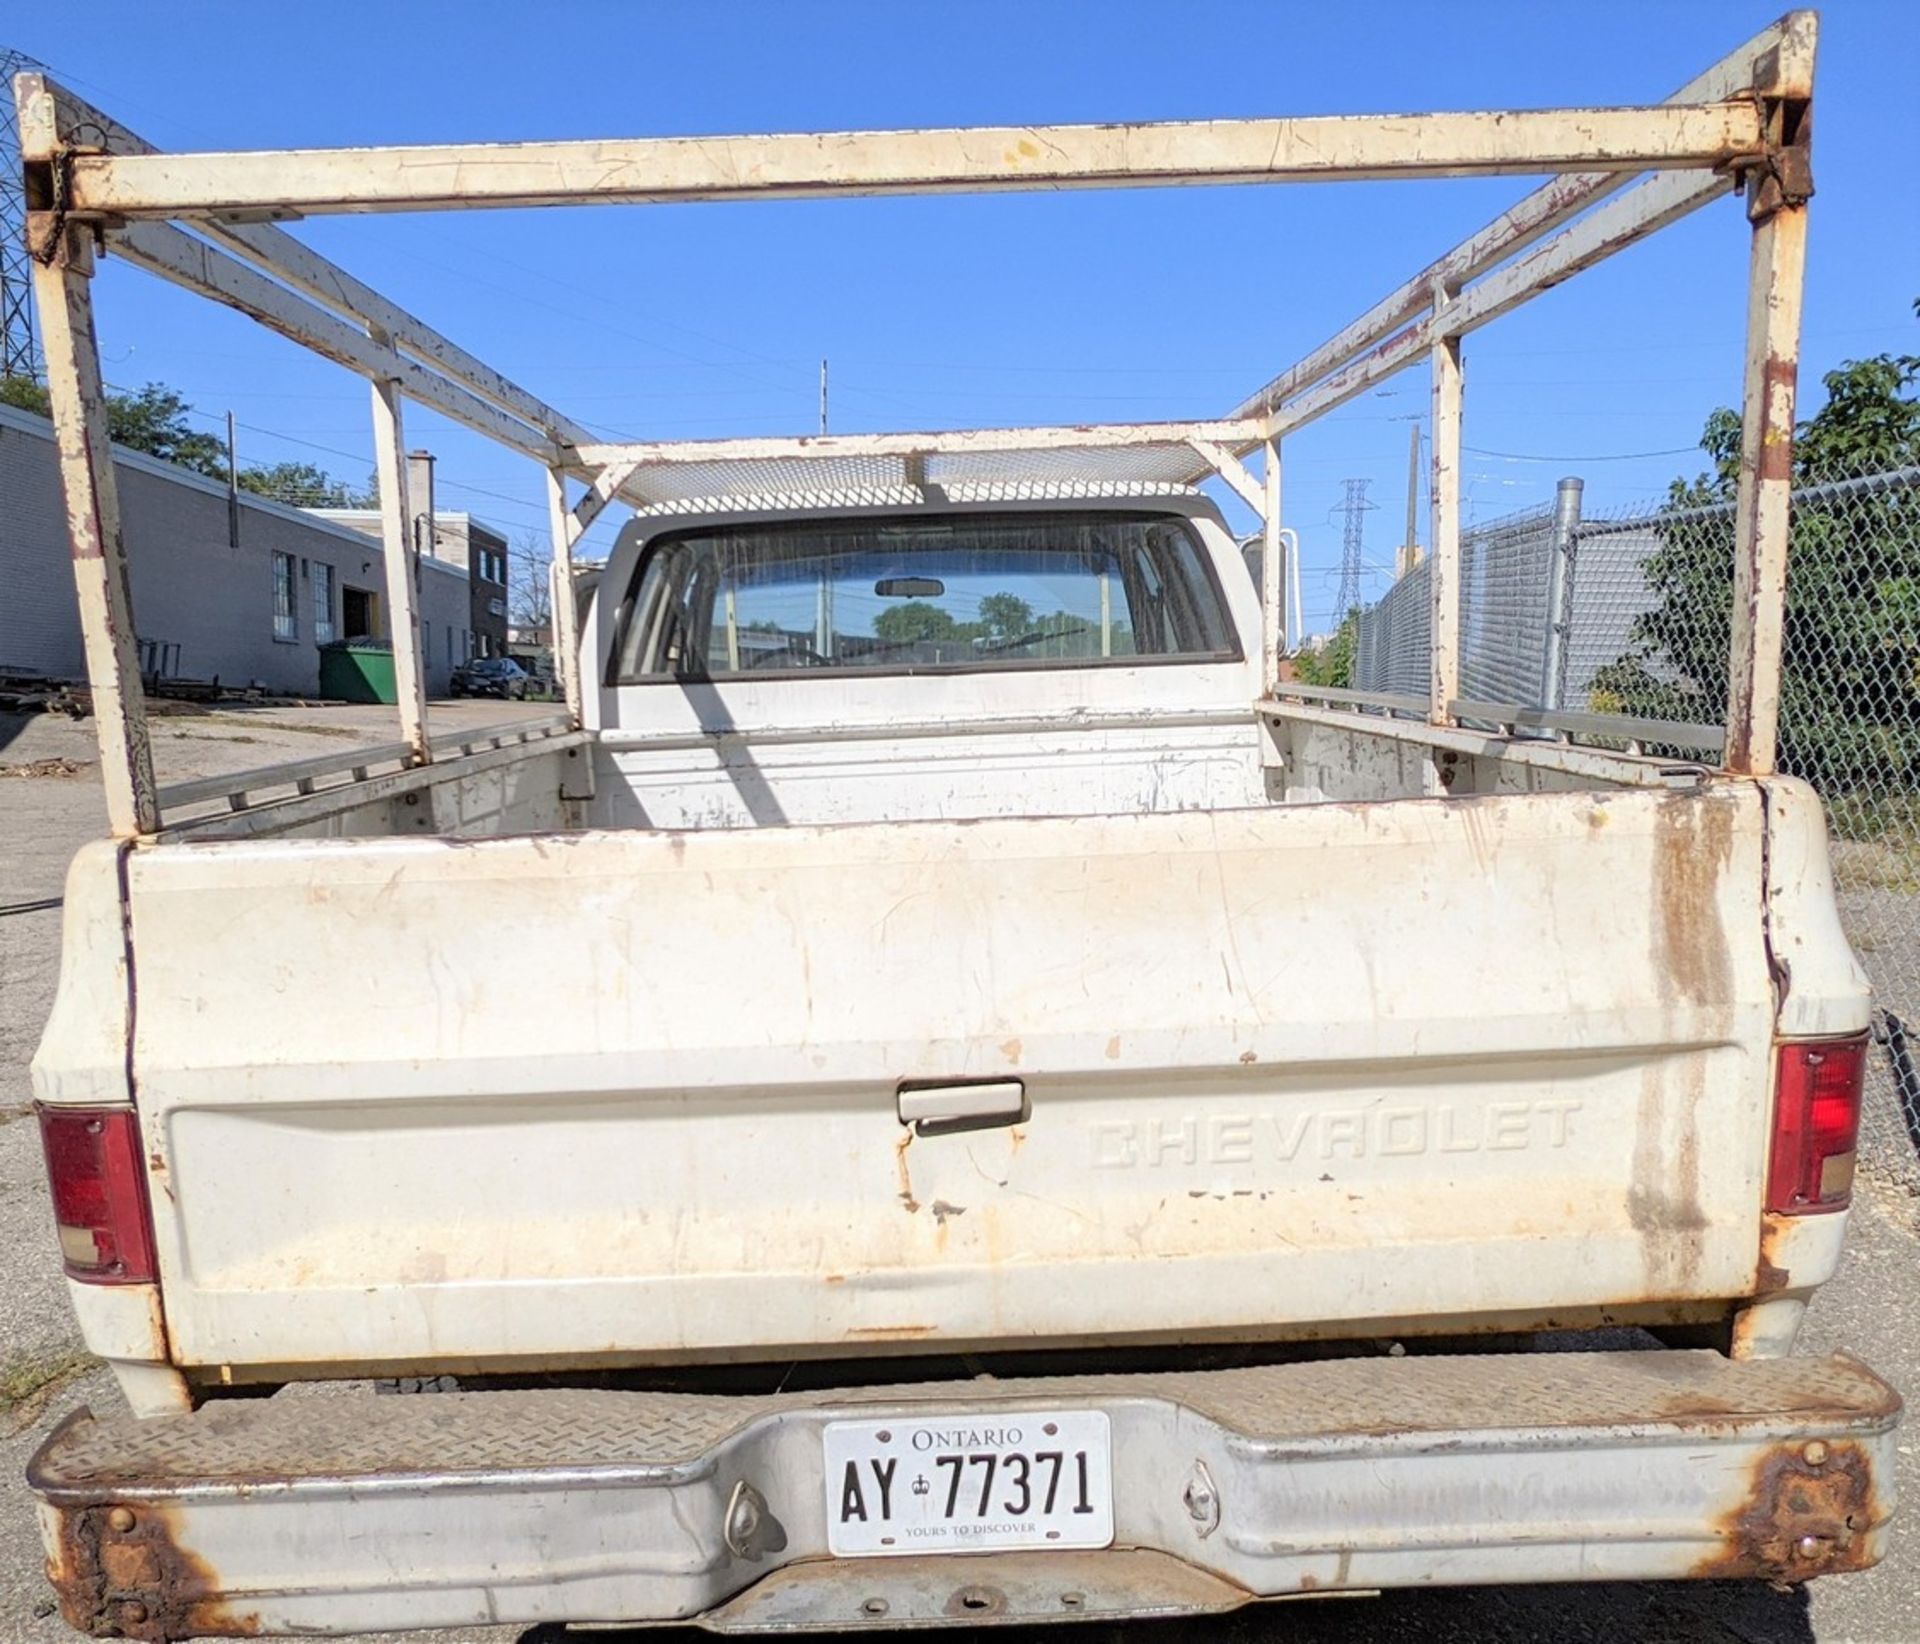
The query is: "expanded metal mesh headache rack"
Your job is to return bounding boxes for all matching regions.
[617,452,1222,514]
[15,11,1816,835]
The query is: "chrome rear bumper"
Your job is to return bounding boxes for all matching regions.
[30,1350,1901,1638]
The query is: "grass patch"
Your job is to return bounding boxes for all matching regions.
[1,1346,100,1434]
[1831,838,1920,896]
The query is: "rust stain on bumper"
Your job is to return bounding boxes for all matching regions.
[1753,1215,1793,1294]
[47,1500,259,1641]
[1693,1439,1886,1583]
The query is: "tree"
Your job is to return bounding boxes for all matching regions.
[0,375,49,418]
[873,601,958,645]
[111,384,228,477]
[1295,609,1358,688]
[1,376,226,478]
[236,461,371,507]
[1591,316,1920,792]
[508,532,554,627]
[977,591,1033,642]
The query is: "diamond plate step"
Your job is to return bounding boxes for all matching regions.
[34,1349,1899,1493]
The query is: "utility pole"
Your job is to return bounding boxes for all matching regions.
[1398,424,1422,577]
[1336,477,1373,618]
[819,357,828,435]
[225,410,240,549]
[0,47,49,380]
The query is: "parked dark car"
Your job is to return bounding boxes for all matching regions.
[507,655,559,698]
[450,656,530,700]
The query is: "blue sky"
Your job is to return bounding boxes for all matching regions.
[9,0,1917,633]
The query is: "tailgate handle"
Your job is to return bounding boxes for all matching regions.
[897,1079,1028,1137]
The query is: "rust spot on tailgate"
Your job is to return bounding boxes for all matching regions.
[1626,1058,1710,1296]
[894,1131,920,1213]
[1651,795,1736,1010]
[1693,1440,1884,1582]
[49,1501,261,1639]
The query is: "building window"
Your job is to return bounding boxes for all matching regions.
[313,563,337,644]
[446,628,454,668]
[272,552,297,641]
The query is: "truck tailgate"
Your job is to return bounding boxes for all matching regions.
[113,785,1781,1371]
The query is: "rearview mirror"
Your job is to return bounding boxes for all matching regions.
[875,576,945,598]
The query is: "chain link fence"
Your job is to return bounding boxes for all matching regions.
[1352,554,1431,697]
[1458,501,1558,704]
[1353,462,1920,1186]
[1354,494,1580,709]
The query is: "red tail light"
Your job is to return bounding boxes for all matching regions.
[1766,1036,1868,1215]
[36,1105,157,1283]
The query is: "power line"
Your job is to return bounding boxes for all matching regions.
[121,385,557,530]
[1464,443,1700,463]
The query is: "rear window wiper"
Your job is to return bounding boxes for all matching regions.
[978,623,1090,655]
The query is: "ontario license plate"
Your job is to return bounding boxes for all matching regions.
[823,1410,1114,1556]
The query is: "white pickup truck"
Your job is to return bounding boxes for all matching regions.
[18,11,1900,1636]
[26,484,1902,1637]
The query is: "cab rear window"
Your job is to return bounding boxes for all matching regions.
[609,512,1238,681]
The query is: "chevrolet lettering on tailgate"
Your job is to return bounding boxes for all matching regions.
[1091,1097,1583,1168]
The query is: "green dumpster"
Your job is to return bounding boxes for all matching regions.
[318,641,397,704]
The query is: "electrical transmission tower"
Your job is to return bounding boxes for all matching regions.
[1335,477,1374,617]
[1,48,47,381]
